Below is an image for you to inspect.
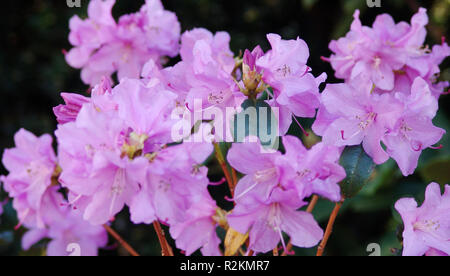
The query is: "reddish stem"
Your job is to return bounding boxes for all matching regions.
[214,143,235,197]
[316,197,345,256]
[153,221,174,256]
[103,224,140,256]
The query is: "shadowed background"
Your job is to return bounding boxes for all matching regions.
[0,0,449,256]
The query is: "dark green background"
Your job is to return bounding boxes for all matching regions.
[0,0,448,256]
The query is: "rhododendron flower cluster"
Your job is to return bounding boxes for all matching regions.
[227,137,345,253]
[0,2,448,257]
[235,34,326,135]
[325,8,449,97]
[65,0,180,86]
[1,129,107,256]
[315,8,447,176]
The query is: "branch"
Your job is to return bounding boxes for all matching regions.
[153,221,174,256]
[214,143,235,197]
[316,197,345,256]
[103,224,140,256]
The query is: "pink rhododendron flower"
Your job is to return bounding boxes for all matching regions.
[314,83,404,164]
[228,188,323,254]
[170,192,221,256]
[56,78,178,225]
[1,129,58,228]
[227,137,344,253]
[256,34,326,134]
[129,141,213,226]
[228,136,344,203]
[65,0,116,70]
[180,28,243,111]
[53,76,116,125]
[227,138,282,203]
[278,136,345,202]
[395,182,450,256]
[66,0,181,86]
[53,93,91,124]
[22,206,108,256]
[390,40,450,98]
[383,78,445,175]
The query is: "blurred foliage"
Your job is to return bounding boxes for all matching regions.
[0,0,449,256]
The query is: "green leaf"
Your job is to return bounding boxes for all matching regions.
[339,145,376,198]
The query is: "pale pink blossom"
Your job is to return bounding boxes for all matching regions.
[395,182,450,256]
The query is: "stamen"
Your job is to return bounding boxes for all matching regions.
[277,227,287,254]
[279,245,295,255]
[160,219,170,227]
[60,194,83,209]
[14,222,22,231]
[300,66,311,78]
[14,208,30,231]
[224,196,234,202]
[320,56,331,62]
[292,115,309,137]
[430,144,443,150]
[209,177,226,186]
[110,191,118,216]
[265,88,274,98]
[185,100,224,113]
[110,169,125,216]
[341,126,364,141]
[308,172,320,182]
[185,102,192,112]
[234,182,259,200]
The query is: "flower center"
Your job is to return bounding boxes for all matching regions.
[157,179,171,193]
[398,120,424,152]
[373,56,381,68]
[413,219,441,233]
[207,91,225,105]
[356,112,377,130]
[121,132,149,159]
[276,64,292,77]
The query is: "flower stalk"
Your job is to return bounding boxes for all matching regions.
[316,197,345,256]
[103,224,140,257]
